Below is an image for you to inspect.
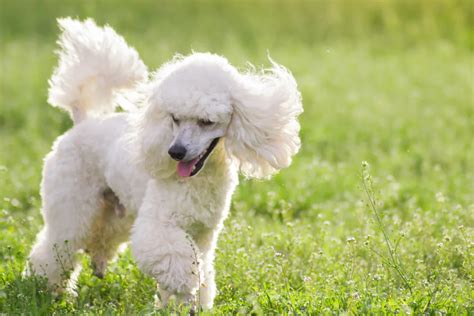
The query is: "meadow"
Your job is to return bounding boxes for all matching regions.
[0,0,473,314]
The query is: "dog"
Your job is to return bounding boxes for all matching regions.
[26,18,302,309]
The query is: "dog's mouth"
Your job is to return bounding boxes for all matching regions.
[176,138,220,177]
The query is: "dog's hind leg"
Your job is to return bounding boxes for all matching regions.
[27,145,106,292]
[28,190,103,293]
[85,190,131,279]
[87,229,127,279]
[27,227,81,291]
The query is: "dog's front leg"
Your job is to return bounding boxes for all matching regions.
[131,181,200,308]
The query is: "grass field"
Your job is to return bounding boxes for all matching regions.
[1,0,473,314]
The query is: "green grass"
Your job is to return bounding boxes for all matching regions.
[1,0,473,314]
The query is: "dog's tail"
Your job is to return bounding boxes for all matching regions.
[48,18,147,124]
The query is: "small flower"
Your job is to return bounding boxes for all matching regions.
[435,192,446,203]
[346,237,356,243]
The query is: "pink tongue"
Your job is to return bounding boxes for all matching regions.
[177,158,200,177]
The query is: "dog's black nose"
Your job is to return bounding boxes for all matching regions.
[168,144,187,161]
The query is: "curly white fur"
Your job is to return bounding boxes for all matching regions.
[48,18,147,123]
[27,18,302,309]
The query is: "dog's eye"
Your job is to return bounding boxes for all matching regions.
[171,115,179,125]
[198,119,215,127]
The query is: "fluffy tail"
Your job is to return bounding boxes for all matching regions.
[48,18,147,124]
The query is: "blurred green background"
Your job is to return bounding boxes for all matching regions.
[1,0,473,314]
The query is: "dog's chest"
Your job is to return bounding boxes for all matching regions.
[174,176,230,230]
[170,164,237,232]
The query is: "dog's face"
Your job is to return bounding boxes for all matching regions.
[147,56,236,178]
[167,111,231,177]
[143,53,302,180]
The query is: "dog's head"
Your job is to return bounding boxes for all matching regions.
[139,53,303,179]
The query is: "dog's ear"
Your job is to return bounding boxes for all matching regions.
[225,61,303,178]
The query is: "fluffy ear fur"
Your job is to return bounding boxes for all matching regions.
[226,61,303,178]
[128,102,175,180]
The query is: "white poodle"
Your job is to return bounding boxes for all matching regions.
[27,18,302,309]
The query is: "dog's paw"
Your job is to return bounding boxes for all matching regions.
[152,253,200,296]
[176,292,196,307]
[91,256,107,279]
[154,287,171,308]
[154,288,196,312]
